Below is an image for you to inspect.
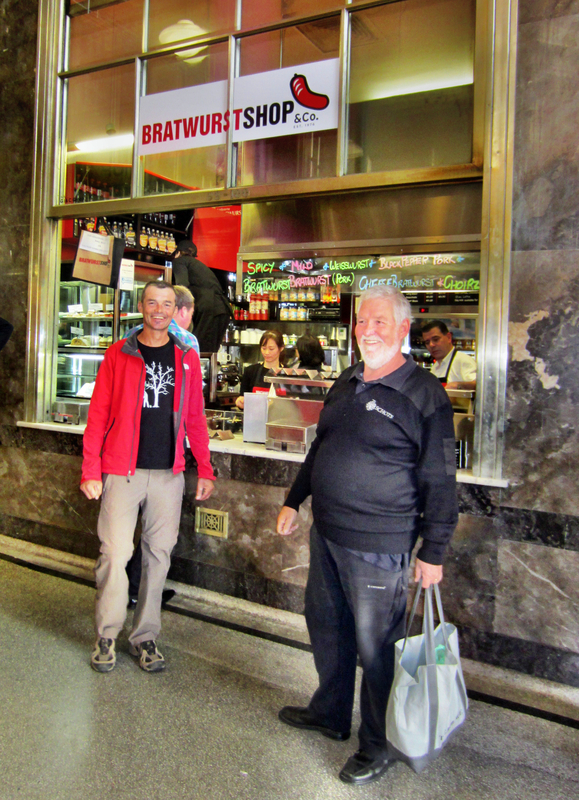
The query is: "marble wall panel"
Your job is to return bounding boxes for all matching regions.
[494,505,579,550]
[0,511,99,560]
[0,446,97,534]
[513,11,579,251]
[495,540,579,653]
[177,472,311,586]
[0,0,38,427]
[440,514,497,633]
[504,250,579,514]
[519,0,579,28]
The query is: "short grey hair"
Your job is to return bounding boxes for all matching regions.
[358,285,412,327]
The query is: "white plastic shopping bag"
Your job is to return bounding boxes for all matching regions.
[386,583,468,773]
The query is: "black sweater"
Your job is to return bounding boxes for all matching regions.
[240,362,270,395]
[284,357,458,565]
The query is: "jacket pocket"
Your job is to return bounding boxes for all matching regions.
[100,418,115,456]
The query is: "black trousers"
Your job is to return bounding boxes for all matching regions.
[193,312,230,353]
[305,525,409,757]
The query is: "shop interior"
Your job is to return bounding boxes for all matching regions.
[56,205,479,468]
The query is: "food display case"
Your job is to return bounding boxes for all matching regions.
[54,261,171,420]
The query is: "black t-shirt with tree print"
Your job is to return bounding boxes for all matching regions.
[136,339,176,469]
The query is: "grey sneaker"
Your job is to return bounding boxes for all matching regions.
[91,637,116,672]
[130,640,166,672]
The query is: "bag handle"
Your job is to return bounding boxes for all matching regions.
[423,586,437,666]
[402,580,450,656]
[401,578,423,653]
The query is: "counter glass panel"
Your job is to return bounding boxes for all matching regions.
[148,0,236,51]
[67,0,144,71]
[236,20,340,186]
[140,43,229,194]
[347,0,475,175]
[63,63,136,204]
[241,0,344,29]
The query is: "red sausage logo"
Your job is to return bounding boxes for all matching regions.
[290,74,330,111]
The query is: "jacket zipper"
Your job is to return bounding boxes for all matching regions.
[127,357,145,479]
[174,348,187,469]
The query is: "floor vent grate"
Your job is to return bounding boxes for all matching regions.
[195,508,229,539]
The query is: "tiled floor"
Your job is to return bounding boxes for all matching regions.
[1,557,578,800]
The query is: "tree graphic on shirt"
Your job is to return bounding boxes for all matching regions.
[143,361,175,408]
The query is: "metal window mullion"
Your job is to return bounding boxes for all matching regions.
[226,34,240,189]
[142,0,150,53]
[57,77,69,206]
[62,6,70,72]
[131,57,145,198]
[337,8,351,178]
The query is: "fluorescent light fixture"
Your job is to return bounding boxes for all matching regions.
[159,19,208,65]
[73,133,134,153]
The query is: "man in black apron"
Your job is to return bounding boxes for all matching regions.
[421,320,476,390]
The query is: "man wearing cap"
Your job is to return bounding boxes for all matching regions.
[172,241,233,353]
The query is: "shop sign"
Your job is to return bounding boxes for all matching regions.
[138,80,229,155]
[137,59,339,157]
[231,59,339,143]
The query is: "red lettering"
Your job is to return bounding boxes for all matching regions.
[183,117,199,138]
[174,119,182,139]
[152,123,162,143]
[223,110,230,133]
[200,114,210,136]
[142,125,151,145]
[211,112,222,134]
[233,108,243,130]
[163,121,174,141]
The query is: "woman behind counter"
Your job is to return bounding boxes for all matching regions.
[235,330,285,410]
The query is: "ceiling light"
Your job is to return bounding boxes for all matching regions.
[73,133,134,153]
[159,19,208,65]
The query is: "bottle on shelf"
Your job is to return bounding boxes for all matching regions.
[139,226,149,249]
[158,230,167,253]
[126,223,136,248]
[112,220,120,238]
[149,229,158,251]
[166,233,176,255]
[97,217,108,236]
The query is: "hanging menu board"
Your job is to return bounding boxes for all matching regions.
[240,253,480,297]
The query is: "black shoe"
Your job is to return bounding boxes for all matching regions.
[278,706,350,741]
[127,596,137,609]
[161,589,176,606]
[339,750,390,785]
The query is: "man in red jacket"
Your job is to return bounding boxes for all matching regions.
[81,281,214,674]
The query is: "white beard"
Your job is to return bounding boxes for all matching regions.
[359,339,401,370]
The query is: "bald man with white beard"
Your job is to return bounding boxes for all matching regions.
[276,285,458,786]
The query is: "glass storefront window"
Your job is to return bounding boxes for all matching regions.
[148,0,236,51]
[237,21,340,186]
[67,0,144,71]
[63,63,136,204]
[140,43,229,194]
[347,0,475,174]
[241,0,344,29]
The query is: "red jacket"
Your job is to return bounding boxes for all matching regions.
[81,332,214,484]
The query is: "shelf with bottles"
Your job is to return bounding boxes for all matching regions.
[63,209,193,265]
[231,287,343,324]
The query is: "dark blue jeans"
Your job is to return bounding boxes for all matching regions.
[305,525,409,758]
